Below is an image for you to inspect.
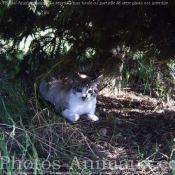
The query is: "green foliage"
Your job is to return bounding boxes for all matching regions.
[0,1,174,80]
[0,69,28,124]
[0,120,44,174]
[0,0,175,100]
[123,49,175,101]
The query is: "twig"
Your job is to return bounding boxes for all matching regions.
[80,132,98,158]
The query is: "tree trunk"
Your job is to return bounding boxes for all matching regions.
[113,60,124,95]
[100,42,125,96]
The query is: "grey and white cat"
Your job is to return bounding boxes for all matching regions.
[39,73,103,122]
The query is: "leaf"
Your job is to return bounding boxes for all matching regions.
[44,0,50,7]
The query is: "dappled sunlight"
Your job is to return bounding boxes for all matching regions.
[1,89,175,174]
[0,1,175,174]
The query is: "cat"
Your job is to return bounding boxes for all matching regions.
[39,73,103,122]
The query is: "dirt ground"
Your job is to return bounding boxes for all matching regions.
[5,90,175,175]
[74,90,175,174]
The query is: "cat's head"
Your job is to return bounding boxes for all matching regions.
[72,74,103,101]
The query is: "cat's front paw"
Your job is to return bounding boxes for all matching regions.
[87,114,99,121]
[65,113,80,122]
[70,114,80,122]
[62,109,80,122]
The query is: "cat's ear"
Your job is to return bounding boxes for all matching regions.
[77,72,88,79]
[92,75,103,85]
[75,72,92,81]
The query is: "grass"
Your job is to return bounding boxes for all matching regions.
[0,89,175,175]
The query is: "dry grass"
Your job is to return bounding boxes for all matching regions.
[1,91,175,175]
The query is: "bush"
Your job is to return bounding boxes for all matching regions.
[0,70,28,124]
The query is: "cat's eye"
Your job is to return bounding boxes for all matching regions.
[94,89,98,94]
[88,90,93,94]
[77,89,82,93]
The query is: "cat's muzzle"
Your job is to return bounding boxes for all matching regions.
[81,95,87,101]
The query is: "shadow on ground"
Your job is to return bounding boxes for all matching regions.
[14,91,175,174]
[74,93,175,174]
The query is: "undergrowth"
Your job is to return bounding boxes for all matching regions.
[0,76,175,175]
